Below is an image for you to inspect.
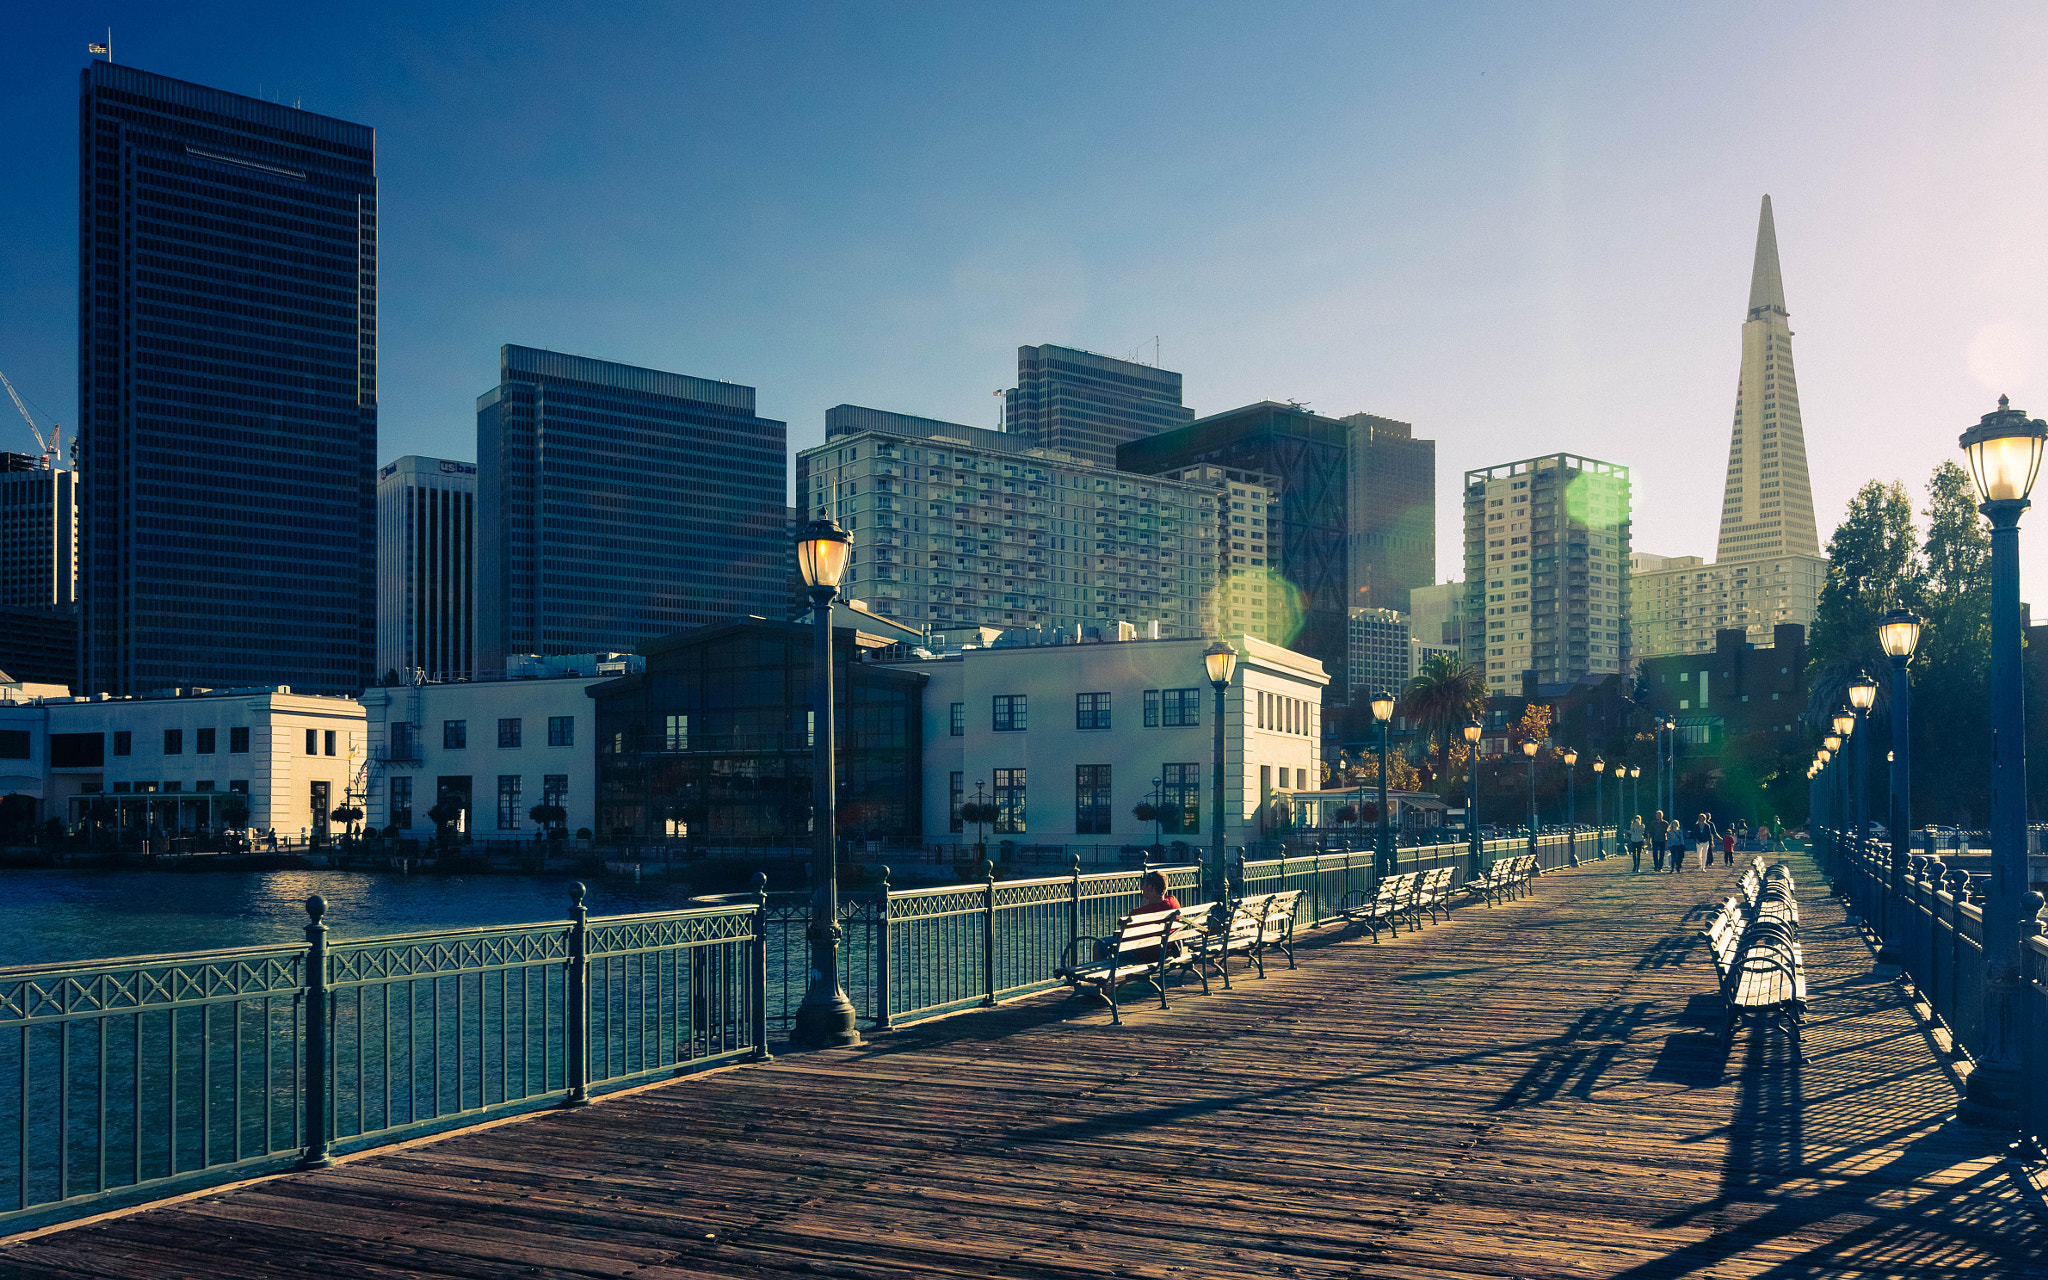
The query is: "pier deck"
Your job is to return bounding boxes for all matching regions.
[6,851,2041,1279]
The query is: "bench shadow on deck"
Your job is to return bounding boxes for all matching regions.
[6,851,2044,1279]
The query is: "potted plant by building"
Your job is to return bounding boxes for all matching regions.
[1132,801,1163,858]
[959,800,999,866]
[425,796,464,854]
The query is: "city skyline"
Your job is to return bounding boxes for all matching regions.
[7,7,2048,601]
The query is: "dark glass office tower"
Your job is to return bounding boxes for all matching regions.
[78,62,377,695]
[1003,345,1193,468]
[476,346,788,668]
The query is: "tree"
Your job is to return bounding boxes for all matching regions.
[1400,653,1486,792]
[529,803,568,836]
[1337,750,1423,794]
[1809,479,1919,704]
[1912,460,1992,825]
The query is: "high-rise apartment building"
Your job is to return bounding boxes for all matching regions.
[1346,607,1409,703]
[476,346,787,666]
[1119,401,1436,699]
[79,62,378,695]
[1630,197,1826,657]
[1002,345,1194,469]
[1463,454,1631,694]
[0,454,74,609]
[1407,581,1463,650]
[376,457,476,683]
[1151,463,1290,644]
[798,406,1215,636]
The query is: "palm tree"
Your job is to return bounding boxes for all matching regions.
[1400,653,1487,792]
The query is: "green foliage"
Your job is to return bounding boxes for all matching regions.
[1400,653,1486,790]
[1811,479,1919,674]
[1909,460,1992,825]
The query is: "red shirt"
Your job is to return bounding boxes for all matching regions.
[1123,894,1182,962]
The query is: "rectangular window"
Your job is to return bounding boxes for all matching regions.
[498,718,522,749]
[163,729,183,755]
[543,774,568,807]
[0,731,26,760]
[51,733,103,767]
[305,729,318,755]
[324,730,336,757]
[196,727,215,754]
[229,727,250,754]
[1160,688,1201,727]
[993,768,1026,834]
[1144,689,1160,727]
[949,703,964,737]
[444,720,467,749]
[992,694,1027,732]
[1076,765,1111,834]
[664,714,687,751]
[497,775,523,830]
[229,780,249,795]
[390,776,414,830]
[1161,763,1200,835]
[1076,692,1111,730]
[548,716,574,747]
[949,771,964,833]
[113,731,131,757]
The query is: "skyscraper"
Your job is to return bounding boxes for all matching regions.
[376,457,476,683]
[1463,454,1632,694]
[78,62,378,695]
[1002,345,1194,468]
[1717,195,1820,562]
[1342,413,1435,614]
[0,454,74,610]
[1630,197,1827,657]
[476,346,787,666]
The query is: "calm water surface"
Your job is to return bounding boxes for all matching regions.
[0,869,711,969]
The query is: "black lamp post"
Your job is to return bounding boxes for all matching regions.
[1848,672,1878,869]
[1958,395,2046,1123]
[1561,747,1578,827]
[1831,707,1856,867]
[1877,605,1921,957]
[1203,641,1238,904]
[791,516,860,1049]
[1371,691,1395,876]
[1463,719,1483,876]
[1592,757,1605,853]
[1522,738,1540,836]
[1820,732,1841,862]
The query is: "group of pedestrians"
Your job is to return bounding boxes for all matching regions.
[1622,811,1772,873]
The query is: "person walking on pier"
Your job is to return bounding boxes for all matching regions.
[1628,814,1647,873]
[1649,811,1669,872]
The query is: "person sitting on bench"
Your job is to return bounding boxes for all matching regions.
[1100,870,1180,963]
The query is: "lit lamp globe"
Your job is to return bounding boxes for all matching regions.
[796,517,853,591]
[1562,748,1578,767]
[1522,740,1538,758]
[1818,747,1834,764]
[1203,641,1239,688]
[1370,691,1395,724]
[1463,720,1483,746]
[1848,672,1878,713]
[1832,709,1855,738]
[1959,395,2048,506]
[1593,757,1604,774]
[1878,607,1922,660]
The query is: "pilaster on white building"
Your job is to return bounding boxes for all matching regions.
[377,456,477,683]
[892,633,1325,852]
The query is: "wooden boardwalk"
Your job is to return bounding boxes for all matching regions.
[7,850,2044,1279]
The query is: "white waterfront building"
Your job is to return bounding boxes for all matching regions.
[359,672,618,839]
[890,633,1326,852]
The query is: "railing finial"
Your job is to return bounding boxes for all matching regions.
[304,893,327,925]
[2022,890,2046,937]
[569,881,587,910]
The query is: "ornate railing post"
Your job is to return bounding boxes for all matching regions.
[1069,853,1083,971]
[1924,858,1945,1015]
[298,894,334,1170]
[874,866,893,1033]
[564,881,590,1106]
[981,858,997,1007]
[749,872,772,1059]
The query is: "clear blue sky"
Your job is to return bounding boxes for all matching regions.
[6,3,2048,597]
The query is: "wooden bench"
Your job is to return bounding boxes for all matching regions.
[1456,859,1518,907]
[1411,866,1457,925]
[1054,902,1214,1023]
[1694,871,1806,1059]
[1251,889,1303,974]
[1500,854,1539,899]
[1338,872,1419,941]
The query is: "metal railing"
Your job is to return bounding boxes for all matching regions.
[1828,831,2047,1152]
[0,884,766,1233]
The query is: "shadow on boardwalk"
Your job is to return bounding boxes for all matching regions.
[5,850,2042,1279]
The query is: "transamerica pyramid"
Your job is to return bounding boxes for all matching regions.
[1717,195,1821,561]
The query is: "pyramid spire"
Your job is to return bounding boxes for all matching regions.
[1747,194,1786,319]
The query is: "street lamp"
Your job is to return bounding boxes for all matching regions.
[1593,757,1605,855]
[1958,395,2048,1122]
[1561,747,1579,826]
[1522,738,1540,837]
[1848,671,1878,866]
[1877,605,1922,957]
[792,516,860,1048]
[1203,641,1238,903]
[1371,690,1395,876]
[1463,719,1484,875]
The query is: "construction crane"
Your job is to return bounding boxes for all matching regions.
[0,370,63,469]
